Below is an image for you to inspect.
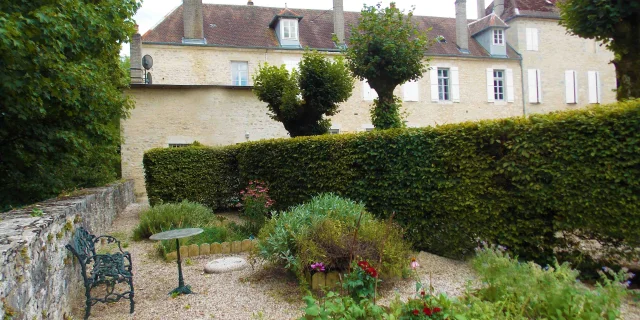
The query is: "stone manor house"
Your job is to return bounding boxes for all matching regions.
[124,0,615,196]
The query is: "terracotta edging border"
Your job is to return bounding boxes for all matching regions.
[165,239,257,260]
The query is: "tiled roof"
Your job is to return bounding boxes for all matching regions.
[468,13,508,36]
[142,4,519,59]
[485,0,560,21]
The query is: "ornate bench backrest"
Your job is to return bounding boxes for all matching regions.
[66,227,97,265]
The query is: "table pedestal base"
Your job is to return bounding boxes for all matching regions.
[169,285,192,295]
[170,238,194,295]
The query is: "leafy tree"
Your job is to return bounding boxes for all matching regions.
[344,3,430,129]
[558,0,640,100]
[253,50,354,137]
[0,0,140,210]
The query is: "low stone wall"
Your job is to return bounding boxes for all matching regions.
[0,180,135,320]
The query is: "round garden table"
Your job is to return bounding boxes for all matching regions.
[150,228,203,295]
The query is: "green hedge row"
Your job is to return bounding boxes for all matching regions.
[144,101,640,264]
[143,146,239,210]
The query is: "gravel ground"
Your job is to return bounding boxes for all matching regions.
[73,202,640,320]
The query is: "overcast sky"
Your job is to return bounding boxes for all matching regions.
[122,0,484,56]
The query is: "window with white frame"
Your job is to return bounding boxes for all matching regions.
[493,29,504,46]
[430,67,460,103]
[565,70,578,104]
[588,71,601,104]
[329,128,340,134]
[493,70,505,101]
[281,19,298,40]
[231,61,249,86]
[438,68,450,101]
[486,68,513,102]
[525,28,539,51]
[527,69,542,103]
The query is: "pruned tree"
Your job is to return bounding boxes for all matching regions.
[253,50,354,137]
[558,0,640,100]
[0,0,140,210]
[344,3,430,129]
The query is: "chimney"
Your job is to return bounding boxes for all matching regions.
[247,1,254,5]
[477,0,485,19]
[183,0,204,42]
[130,26,143,84]
[455,0,469,53]
[333,0,345,45]
[494,0,504,17]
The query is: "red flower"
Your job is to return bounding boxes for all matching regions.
[366,267,378,278]
[423,307,432,316]
[357,260,370,269]
[420,291,426,296]
[412,309,420,316]
[433,307,442,313]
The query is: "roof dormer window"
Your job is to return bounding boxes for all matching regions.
[281,19,298,40]
[493,29,504,46]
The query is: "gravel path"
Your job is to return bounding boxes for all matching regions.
[73,202,640,320]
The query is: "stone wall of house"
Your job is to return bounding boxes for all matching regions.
[0,180,135,320]
[507,17,617,113]
[122,86,289,196]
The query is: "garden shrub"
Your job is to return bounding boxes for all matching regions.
[451,247,631,319]
[236,180,275,236]
[132,200,215,240]
[143,101,640,267]
[143,145,239,209]
[300,248,632,320]
[257,194,411,282]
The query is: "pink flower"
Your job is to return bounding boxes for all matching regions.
[410,257,420,269]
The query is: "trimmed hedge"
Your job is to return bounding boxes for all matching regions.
[144,101,640,264]
[143,146,239,209]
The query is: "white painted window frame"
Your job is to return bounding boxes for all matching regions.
[231,61,249,86]
[493,29,505,46]
[281,19,299,40]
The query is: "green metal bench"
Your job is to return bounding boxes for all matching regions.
[66,227,134,319]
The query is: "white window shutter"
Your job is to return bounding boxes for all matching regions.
[564,70,578,103]
[486,68,494,102]
[565,70,576,103]
[596,71,602,103]
[588,71,598,103]
[284,58,300,73]
[528,69,538,103]
[363,81,371,101]
[532,29,539,51]
[451,67,460,102]
[403,80,419,102]
[506,69,515,102]
[363,80,377,101]
[536,69,542,103]
[526,28,532,51]
[430,69,439,102]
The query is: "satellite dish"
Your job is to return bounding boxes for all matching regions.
[146,72,153,84]
[142,54,153,70]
